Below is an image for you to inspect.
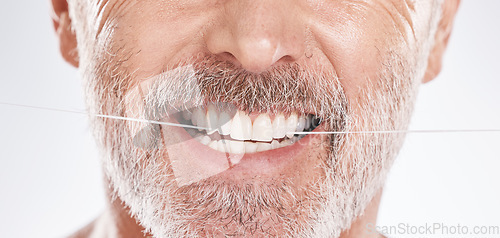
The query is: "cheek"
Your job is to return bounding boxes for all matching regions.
[104,1,215,81]
[309,1,415,100]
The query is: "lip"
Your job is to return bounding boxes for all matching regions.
[158,114,324,184]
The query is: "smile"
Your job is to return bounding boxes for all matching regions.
[177,103,322,154]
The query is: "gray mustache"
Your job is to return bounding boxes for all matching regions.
[129,57,347,149]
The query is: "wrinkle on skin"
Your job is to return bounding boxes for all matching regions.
[405,0,416,11]
[307,0,437,101]
[372,0,416,43]
[93,0,134,39]
[343,0,418,42]
[81,0,432,90]
[61,0,452,237]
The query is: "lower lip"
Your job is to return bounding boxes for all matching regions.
[159,119,322,181]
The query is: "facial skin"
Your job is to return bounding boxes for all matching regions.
[51,0,459,237]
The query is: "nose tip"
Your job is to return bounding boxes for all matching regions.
[232,38,286,73]
[205,1,305,74]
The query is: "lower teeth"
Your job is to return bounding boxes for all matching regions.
[175,109,320,154]
[185,128,307,154]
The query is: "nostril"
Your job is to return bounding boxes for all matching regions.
[215,42,298,74]
[217,52,237,62]
[275,55,295,65]
[213,52,244,69]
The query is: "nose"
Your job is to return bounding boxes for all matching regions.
[205,0,306,73]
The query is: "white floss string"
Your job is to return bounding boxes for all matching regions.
[0,102,209,130]
[1,102,500,135]
[292,129,500,135]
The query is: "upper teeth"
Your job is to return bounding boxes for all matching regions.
[176,104,321,158]
[183,105,318,142]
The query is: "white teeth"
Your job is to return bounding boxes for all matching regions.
[256,142,272,152]
[252,114,273,142]
[192,108,206,129]
[245,142,258,153]
[305,115,311,130]
[208,140,218,150]
[229,140,245,154]
[271,140,280,149]
[230,111,252,141]
[230,154,243,165]
[296,117,306,132]
[190,110,197,126]
[281,139,293,147]
[199,135,211,145]
[218,111,232,136]
[197,137,297,154]
[185,108,316,139]
[218,140,231,153]
[182,110,192,121]
[185,106,320,153]
[272,113,286,139]
[194,132,202,140]
[206,104,218,135]
[285,113,298,138]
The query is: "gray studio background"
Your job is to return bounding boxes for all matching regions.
[1,1,499,237]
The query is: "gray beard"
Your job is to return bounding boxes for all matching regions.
[83,50,422,237]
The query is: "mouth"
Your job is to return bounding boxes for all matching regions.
[176,103,322,154]
[157,103,325,185]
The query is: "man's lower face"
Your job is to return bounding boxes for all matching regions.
[86,53,418,237]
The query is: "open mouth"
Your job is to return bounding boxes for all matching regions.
[176,103,322,154]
